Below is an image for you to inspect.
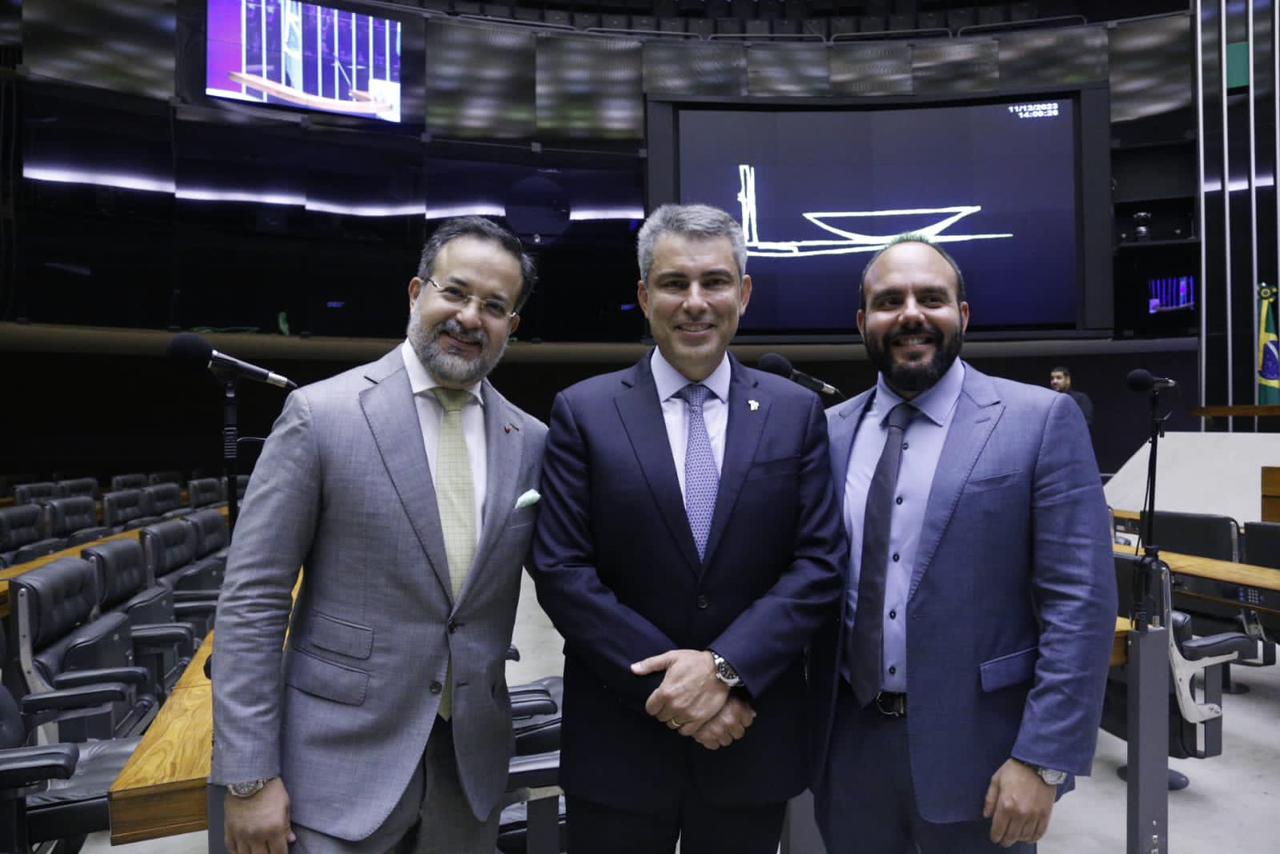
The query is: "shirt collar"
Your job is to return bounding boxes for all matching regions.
[650,348,732,404]
[872,357,965,427]
[400,340,484,406]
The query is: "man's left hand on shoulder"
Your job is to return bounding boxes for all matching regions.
[631,649,730,735]
[983,758,1060,848]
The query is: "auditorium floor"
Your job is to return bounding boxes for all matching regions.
[87,574,1280,853]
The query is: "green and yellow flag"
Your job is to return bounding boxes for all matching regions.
[1260,283,1280,404]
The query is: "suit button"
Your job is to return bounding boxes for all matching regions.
[430,681,443,694]
[447,620,459,633]
[696,595,710,610]
[889,609,897,620]
[889,666,897,675]
[892,553,900,562]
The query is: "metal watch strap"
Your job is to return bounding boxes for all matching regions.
[227,778,269,798]
[710,651,741,687]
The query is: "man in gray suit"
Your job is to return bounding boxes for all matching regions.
[211,217,547,854]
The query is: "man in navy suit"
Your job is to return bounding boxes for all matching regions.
[531,204,844,854]
[811,237,1117,852]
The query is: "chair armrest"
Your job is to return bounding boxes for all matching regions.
[506,751,559,790]
[52,667,150,689]
[173,600,218,619]
[1181,633,1256,662]
[0,744,78,790]
[21,683,129,713]
[511,694,558,720]
[132,623,196,646]
[172,591,220,603]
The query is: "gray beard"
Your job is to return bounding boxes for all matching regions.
[407,316,506,387]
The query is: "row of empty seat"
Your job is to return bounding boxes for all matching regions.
[0,508,232,851]
[0,476,247,567]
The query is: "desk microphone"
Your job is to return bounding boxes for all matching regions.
[168,333,297,390]
[759,353,844,400]
[1126,369,1177,393]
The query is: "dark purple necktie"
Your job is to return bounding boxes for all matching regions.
[849,402,915,707]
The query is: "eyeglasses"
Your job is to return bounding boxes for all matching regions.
[425,278,517,322]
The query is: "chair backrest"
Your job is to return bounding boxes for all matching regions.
[185,509,229,558]
[234,474,249,500]
[102,489,145,528]
[110,473,147,492]
[0,505,47,550]
[142,483,182,515]
[82,539,151,612]
[187,477,224,508]
[46,496,98,538]
[54,477,99,500]
[13,482,56,505]
[9,558,99,655]
[140,520,197,579]
[1140,510,1239,561]
[1243,521,1280,569]
[147,470,184,487]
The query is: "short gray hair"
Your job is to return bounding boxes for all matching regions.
[859,233,967,310]
[637,204,748,287]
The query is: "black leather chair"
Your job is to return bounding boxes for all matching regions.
[0,680,140,854]
[1243,521,1280,569]
[109,474,147,493]
[1101,553,1255,789]
[12,484,56,506]
[147,470,184,488]
[82,539,215,692]
[184,508,230,576]
[501,678,565,854]
[1140,510,1239,561]
[141,483,184,519]
[6,559,157,740]
[52,479,98,501]
[187,477,225,509]
[44,498,109,548]
[101,489,160,532]
[141,520,224,594]
[0,506,63,568]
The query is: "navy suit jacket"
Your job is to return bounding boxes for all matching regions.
[531,353,845,810]
[811,363,1117,823]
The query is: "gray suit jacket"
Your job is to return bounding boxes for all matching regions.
[211,347,547,842]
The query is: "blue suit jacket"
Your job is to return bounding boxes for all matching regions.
[531,353,845,810]
[810,362,1117,823]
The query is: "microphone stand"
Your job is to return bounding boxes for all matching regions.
[212,371,242,533]
[1125,382,1173,854]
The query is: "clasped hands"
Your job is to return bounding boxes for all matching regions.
[630,649,754,750]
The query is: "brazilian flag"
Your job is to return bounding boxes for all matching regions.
[1261,283,1280,404]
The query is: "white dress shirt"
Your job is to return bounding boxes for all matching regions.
[401,340,487,540]
[650,349,731,502]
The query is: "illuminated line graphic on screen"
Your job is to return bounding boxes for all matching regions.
[736,165,1014,258]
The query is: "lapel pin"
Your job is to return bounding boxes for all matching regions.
[748,399,760,412]
[504,422,520,434]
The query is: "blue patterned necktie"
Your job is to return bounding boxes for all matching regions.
[678,383,720,561]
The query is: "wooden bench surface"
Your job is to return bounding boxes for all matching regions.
[108,635,214,844]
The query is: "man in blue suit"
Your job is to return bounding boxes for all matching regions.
[531,204,844,853]
[811,237,1117,852]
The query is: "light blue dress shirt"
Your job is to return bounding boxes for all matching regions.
[650,349,731,502]
[842,358,965,692]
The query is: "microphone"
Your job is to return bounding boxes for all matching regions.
[759,353,844,399]
[1126,368,1177,393]
[168,333,297,390]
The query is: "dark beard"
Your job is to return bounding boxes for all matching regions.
[865,326,963,397]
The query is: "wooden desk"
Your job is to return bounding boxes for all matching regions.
[1112,617,1133,667]
[108,634,214,845]
[1265,467,1280,523]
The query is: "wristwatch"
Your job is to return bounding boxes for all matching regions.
[709,651,742,688]
[227,778,270,798]
[1031,765,1067,786]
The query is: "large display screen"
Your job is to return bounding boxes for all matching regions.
[206,0,402,123]
[675,99,1081,333]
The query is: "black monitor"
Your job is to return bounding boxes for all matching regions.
[646,86,1113,339]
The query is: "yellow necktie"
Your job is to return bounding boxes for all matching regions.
[432,387,477,719]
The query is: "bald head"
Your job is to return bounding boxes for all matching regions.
[859,237,966,312]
